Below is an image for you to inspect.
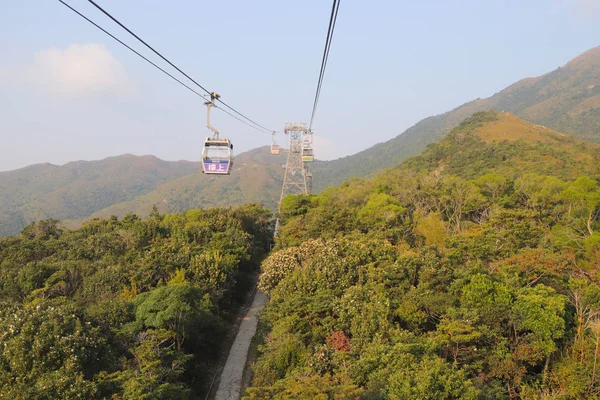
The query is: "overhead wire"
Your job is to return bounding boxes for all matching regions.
[309,0,341,131]
[57,0,203,100]
[57,0,272,135]
[317,1,340,116]
[216,104,272,135]
[86,0,275,134]
[312,0,337,120]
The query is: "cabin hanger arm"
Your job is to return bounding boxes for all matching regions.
[205,92,220,139]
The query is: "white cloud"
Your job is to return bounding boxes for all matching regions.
[3,43,136,98]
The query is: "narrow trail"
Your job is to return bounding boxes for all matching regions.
[214,290,267,400]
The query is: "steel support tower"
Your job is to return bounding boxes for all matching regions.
[275,122,312,235]
[280,123,310,199]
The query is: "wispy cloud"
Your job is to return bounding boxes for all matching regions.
[1,43,136,98]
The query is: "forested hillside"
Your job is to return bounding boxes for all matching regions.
[76,147,287,224]
[311,45,600,191]
[1,47,598,233]
[0,204,272,398]
[0,155,200,237]
[247,111,600,398]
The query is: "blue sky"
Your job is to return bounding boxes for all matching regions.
[1,0,599,171]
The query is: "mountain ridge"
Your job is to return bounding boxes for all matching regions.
[0,154,201,236]
[3,46,600,235]
[0,153,199,174]
[61,146,288,227]
[311,45,600,191]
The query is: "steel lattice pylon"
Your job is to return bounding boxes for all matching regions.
[275,123,312,235]
[280,123,309,198]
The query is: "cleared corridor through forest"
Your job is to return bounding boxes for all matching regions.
[214,290,267,400]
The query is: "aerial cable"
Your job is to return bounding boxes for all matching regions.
[310,0,340,131]
[57,0,203,99]
[309,0,341,131]
[313,0,337,117]
[314,0,340,121]
[87,0,275,134]
[56,0,273,135]
[216,98,275,134]
[87,0,211,95]
[214,102,272,135]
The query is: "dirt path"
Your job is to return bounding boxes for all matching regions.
[214,290,267,400]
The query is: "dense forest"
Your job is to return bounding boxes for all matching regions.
[246,112,600,399]
[2,111,600,399]
[0,204,272,398]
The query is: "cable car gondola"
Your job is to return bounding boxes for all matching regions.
[201,92,234,175]
[302,146,314,162]
[302,136,314,162]
[271,132,280,155]
[202,138,233,174]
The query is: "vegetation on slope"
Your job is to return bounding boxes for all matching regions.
[70,147,288,226]
[0,155,200,237]
[246,112,600,399]
[2,47,598,231]
[0,204,272,398]
[312,45,600,191]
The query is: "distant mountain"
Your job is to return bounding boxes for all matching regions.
[87,110,600,226]
[67,147,287,225]
[3,46,599,235]
[312,45,600,191]
[0,155,200,236]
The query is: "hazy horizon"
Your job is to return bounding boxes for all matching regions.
[1,1,599,171]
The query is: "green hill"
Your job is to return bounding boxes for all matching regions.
[0,155,200,236]
[277,110,600,247]
[68,147,287,225]
[402,110,600,180]
[312,45,600,191]
[85,44,600,222]
[3,46,599,234]
[249,111,600,398]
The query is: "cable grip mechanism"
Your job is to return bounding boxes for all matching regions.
[205,92,220,139]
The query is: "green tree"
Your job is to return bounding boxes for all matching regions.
[388,356,480,400]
